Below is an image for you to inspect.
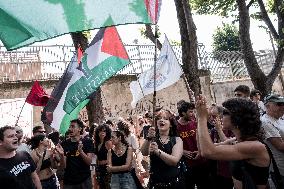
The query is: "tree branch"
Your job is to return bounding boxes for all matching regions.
[257,0,279,40]
[237,0,266,85]
[275,0,284,41]
[267,48,284,82]
[246,0,255,9]
[145,24,162,50]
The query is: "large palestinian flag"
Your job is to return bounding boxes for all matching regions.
[44,26,130,134]
[0,0,162,50]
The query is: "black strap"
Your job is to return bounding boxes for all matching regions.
[263,143,284,188]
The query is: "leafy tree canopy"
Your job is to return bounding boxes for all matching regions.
[212,23,241,52]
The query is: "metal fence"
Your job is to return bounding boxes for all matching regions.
[0,45,277,83]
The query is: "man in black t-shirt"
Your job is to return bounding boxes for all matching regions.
[0,126,42,189]
[61,119,94,189]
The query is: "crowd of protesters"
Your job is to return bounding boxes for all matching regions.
[1,85,284,189]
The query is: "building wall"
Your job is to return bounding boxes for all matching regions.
[0,75,283,126]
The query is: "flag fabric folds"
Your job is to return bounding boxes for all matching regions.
[44,26,131,134]
[130,36,183,108]
[0,0,161,50]
[26,80,49,106]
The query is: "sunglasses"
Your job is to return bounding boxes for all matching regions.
[37,130,46,133]
[234,93,243,97]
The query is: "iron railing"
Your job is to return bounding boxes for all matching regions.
[0,45,277,83]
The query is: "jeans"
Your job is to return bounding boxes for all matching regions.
[110,172,137,189]
[41,174,59,189]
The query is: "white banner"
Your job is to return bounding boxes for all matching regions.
[130,36,183,108]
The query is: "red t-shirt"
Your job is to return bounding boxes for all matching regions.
[177,120,207,166]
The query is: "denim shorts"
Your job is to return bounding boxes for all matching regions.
[111,172,137,189]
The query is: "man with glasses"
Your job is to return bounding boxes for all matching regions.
[261,94,284,188]
[233,85,250,98]
[32,126,46,136]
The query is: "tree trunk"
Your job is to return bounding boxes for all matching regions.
[71,32,105,126]
[237,0,284,97]
[174,0,201,95]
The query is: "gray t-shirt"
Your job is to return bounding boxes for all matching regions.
[261,114,284,176]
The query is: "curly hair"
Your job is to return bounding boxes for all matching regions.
[222,98,262,141]
[112,130,128,146]
[117,121,131,137]
[94,123,112,148]
[30,134,46,150]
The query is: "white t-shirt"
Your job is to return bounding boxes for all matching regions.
[126,133,139,150]
[261,114,284,176]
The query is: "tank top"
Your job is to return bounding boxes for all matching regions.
[150,137,179,183]
[97,142,108,161]
[231,160,269,185]
[40,150,51,171]
[40,158,51,170]
[111,148,128,174]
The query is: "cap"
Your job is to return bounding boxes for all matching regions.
[264,94,284,104]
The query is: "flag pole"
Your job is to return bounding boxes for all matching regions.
[15,101,26,126]
[152,24,158,127]
[182,74,195,103]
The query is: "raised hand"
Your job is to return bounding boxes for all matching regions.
[195,95,208,119]
[78,141,83,153]
[147,127,156,140]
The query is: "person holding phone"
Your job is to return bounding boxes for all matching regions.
[141,109,184,189]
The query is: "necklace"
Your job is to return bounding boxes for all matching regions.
[114,146,125,156]
[159,136,169,145]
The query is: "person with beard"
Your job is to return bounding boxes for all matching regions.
[177,101,212,189]
[60,119,95,189]
[0,126,42,189]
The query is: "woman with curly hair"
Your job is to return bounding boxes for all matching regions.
[94,124,112,189]
[196,96,270,189]
[30,134,62,189]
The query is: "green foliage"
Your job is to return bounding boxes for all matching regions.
[212,23,241,51]
[170,40,181,46]
[191,0,236,17]
[139,25,161,39]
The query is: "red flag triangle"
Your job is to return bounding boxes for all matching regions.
[101,27,128,60]
[77,45,83,64]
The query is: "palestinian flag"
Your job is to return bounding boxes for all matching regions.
[0,0,162,50]
[44,26,130,134]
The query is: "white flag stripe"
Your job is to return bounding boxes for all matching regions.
[130,36,183,108]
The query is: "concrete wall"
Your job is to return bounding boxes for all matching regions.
[1,75,283,126]
[101,75,191,119]
[211,77,284,105]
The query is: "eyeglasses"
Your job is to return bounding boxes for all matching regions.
[234,93,243,97]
